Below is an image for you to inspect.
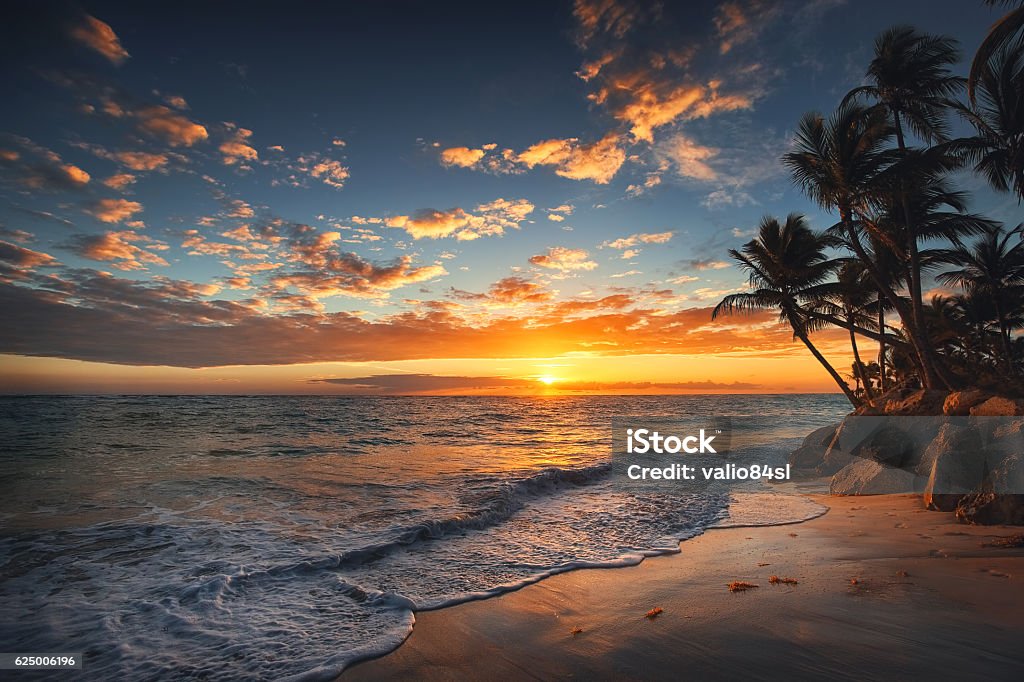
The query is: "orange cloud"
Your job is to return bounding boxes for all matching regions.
[69,14,130,65]
[220,125,259,165]
[660,134,719,181]
[86,198,143,224]
[134,105,208,147]
[604,231,674,249]
[115,151,169,171]
[516,133,626,184]
[385,198,534,240]
[440,146,486,168]
[0,241,57,270]
[67,231,168,271]
[529,246,597,271]
[102,173,136,189]
[271,254,447,299]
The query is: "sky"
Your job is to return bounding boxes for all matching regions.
[0,0,1018,395]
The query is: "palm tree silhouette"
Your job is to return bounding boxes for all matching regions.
[712,214,859,406]
[968,0,1024,104]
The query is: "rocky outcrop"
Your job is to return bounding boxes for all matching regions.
[789,423,840,472]
[969,397,1024,417]
[883,389,948,416]
[920,423,986,511]
[829,458,920,495]
[942,389,992,416]
[955,492,1024,525]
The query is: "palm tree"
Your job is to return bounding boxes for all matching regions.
[953,42,1024,201]
[783,101,948,390]
[843,26,964,371]
[712,214,859,406]
[968,0,1024,104]
[934,223,1024,373]
[816,260,878,402]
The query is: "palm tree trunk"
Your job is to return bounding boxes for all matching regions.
[795,329,860,407]
[891,112,952,391]
[994,298,1017,375]
[839,207,931,383]
[849,321,876,402]
[877,298,887,392]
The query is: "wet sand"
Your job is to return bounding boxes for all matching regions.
[345,493,1024,680]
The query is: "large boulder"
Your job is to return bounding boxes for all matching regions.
[943,389,992,416]
[970,397,1024,417]
[884,389,948,416]
[954,449,1024,525]
[850,424,917,468]
[830,458,920,495]
[920,423,985,511]
[955,492,1024,525]
[789,423,840,471]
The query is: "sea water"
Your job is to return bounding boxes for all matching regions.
[0,394,846,680]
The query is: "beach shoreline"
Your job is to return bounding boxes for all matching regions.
[344,490,1024,680]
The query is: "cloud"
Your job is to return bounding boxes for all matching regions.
[220,125,259,166]
[114,151,169,171]
[0,274,831,368]
[69,14,129,65]
[0,241,57,271]
[685,258,731,271]
[312,373,536,394]
[702,188,756,210]
[549,204,574,215]
[440,146,486,168]
[547,214,565,222]
[271,253,447,300]
[290,152,349,189]
[714,1,779,55]
[516,133,625,184]
[626,173,661,197]
[102,173,136,189]
[86,198,143,224]
[385,198,534,240]
[0,136,91,190]
[604,231,674,250]
[573,0,642,45]
[529,246,597,271]
[66,230,168,271]
[134,105,208,147]
[668,274,700,284]
[659,134,719,181]
[451,276,555,306]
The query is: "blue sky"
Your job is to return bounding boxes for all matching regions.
[0,0,1018,393]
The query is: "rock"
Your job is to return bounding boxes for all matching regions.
[789,423,839,471]
[955,492,1024,525]
[884,389,948,416]
[969,397,1024,417]
[953,453,1024,525]
[942,389,992,416]
[921,423,986,511]
[830,458,920,495]
[850,424,917,468]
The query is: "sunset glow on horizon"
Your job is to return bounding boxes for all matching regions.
[0,1,1013,394]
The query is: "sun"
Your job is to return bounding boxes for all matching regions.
[536,375,558,386]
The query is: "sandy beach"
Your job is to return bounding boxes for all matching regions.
[345,491,1024,680]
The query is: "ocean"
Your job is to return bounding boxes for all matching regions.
[0,394,847,680]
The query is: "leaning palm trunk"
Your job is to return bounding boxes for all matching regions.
[795,327,860,407]
[877,298,887,392]
[848,321,876,403]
